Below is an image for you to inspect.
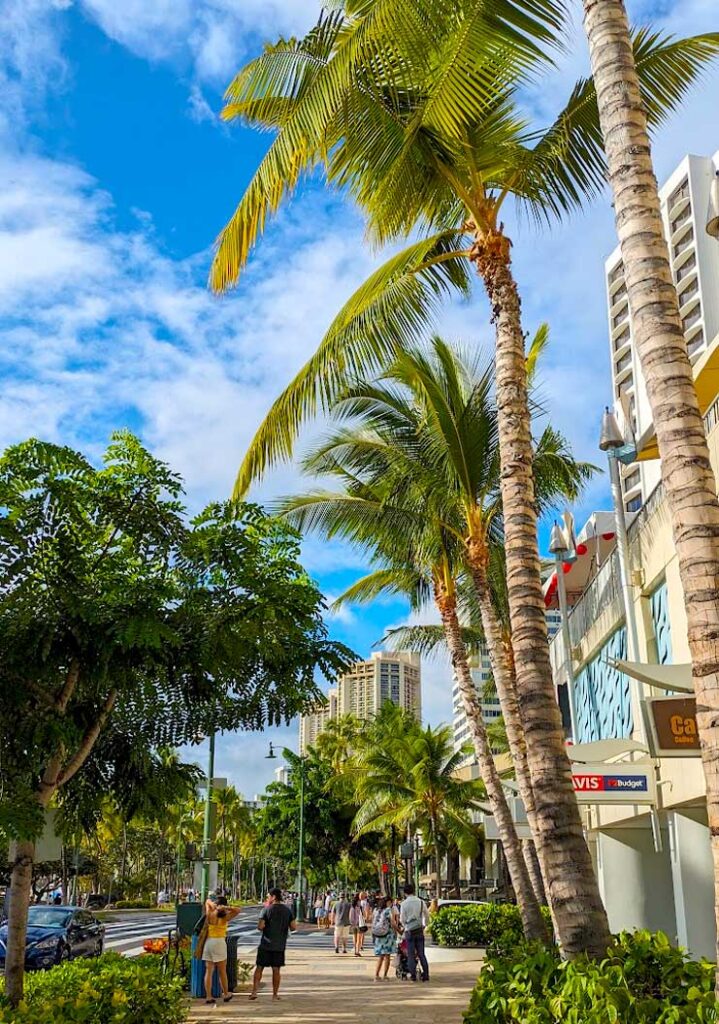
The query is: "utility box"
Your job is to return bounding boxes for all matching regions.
[177,901,203,938]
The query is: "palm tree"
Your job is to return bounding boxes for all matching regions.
[280,335,593,930]
[215,785,242,892]
[350,706,485,900]
[580,0,719,980]
[211,6,717,956]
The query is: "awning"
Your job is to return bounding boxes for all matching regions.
[636,329,719,462]
[568,738,648,763]
[610,659,694,694]
[544,511,617,608]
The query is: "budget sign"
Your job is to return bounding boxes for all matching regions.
[571,764,655,804]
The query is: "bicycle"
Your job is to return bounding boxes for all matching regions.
[161,926,189,988]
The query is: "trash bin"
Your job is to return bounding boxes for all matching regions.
[226,935,239,991]
[190,935,222,999]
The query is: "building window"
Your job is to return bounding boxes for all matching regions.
[688,330,705,357]
[608,262,624,286]
[675,252,696,282]
[623,468,640,492]
[615,350,632,374]
[614,326,631,351]
[673,228,694,259]
[682,305,702,333]
[668,178,689,208]
[625,495,642,513]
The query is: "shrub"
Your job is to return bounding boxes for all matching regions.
[0,952,186,1024]
[114,899,153,910]
[464,930,718,1024]
[428,903,552,949]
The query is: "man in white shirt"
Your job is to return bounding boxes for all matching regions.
[399,884,429,982]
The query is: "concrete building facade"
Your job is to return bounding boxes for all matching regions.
[605,150,719,513]
[541,149,719,960]
[298,652,421,753]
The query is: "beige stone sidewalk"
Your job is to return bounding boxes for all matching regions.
[186,946,480,1024]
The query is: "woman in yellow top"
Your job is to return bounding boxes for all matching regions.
[202,894,242,1004]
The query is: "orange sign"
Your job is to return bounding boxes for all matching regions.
[646,697,700,757]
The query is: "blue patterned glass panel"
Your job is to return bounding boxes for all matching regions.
[650,580,672,665]
[574,627,633,743]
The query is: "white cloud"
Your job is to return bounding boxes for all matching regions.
[78,0,318,84]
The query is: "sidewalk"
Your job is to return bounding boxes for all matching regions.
[186,944,480,1024]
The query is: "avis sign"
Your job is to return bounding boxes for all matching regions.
[571,763,656,804]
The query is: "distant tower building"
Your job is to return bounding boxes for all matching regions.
[298,688,338,755]
[274,765,290,786]
[298,651,422,753]
[605,150,719,513]
[336,651,421,721]
[452,612,562,755]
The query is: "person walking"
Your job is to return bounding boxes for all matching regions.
[332,891,351,955]
[371,896,398,981]
[349,895,366,957]
[313,895,325,928]
[201,894,242,1005]
[358,890,371,953]
[399,883,429,983]
[250,888,297,1002]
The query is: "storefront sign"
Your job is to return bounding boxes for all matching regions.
[645,696,700,757]
[571,763,656,804]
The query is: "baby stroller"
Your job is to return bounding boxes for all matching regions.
[395,937,424,981]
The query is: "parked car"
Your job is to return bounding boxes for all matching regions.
[0,905,105,971]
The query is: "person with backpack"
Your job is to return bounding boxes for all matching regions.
[371,895,398,980]
[399,883,429,983]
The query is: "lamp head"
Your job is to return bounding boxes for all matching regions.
[599,406,625,451]
[266,742,277,760]
[707,171,719,239]
[548,521,568,556]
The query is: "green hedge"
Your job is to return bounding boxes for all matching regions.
[428,903,553,949]
[0,953,186,1024]
[113,900,154,910]
[464,930,718,1024]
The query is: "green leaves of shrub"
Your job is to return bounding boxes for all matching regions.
[428,903,553,949]
[464,931,718,1024]
[0,953,185,1024]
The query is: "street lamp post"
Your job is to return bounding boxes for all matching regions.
[549,519,579,742]
[200,731,216,904]
[267,742,307,922]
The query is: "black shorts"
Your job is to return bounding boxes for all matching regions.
[256,948,286,969]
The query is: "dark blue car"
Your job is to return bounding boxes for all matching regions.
[0,905,105,970]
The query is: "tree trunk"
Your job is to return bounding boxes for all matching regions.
[5,840,35,1006]
[523,840,547,906]
[471,227,611,957]
[436,584,546,940]
[467,558,551,908]
[582,0,719,981]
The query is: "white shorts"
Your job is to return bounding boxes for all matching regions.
[334,925,350,941]
[202,937,227,962]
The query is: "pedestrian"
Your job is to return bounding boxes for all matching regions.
[399,883,430,983]
[313,895,324,928]
[201,894,242,1005]
[371,896,398,981]
[332,891,351,955]
[358,890,371,953]
[349,895,366,957]
[250,887,296,1002]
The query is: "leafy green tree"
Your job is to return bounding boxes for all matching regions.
[212,3,718,957]
[0,432,351,1004]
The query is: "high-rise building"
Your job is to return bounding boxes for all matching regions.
[452,611,561,755]
[298,688,338,754]
[336,651,421,720]
[605,150,719,513]
[298,652,421,753]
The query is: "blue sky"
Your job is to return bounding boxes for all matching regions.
[1,0,717,796]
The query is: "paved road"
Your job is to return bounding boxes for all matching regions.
[102,906,339,957]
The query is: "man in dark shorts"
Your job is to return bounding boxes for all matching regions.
[250,888,296,1001]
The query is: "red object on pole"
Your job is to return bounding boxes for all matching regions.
[381,863,389,874]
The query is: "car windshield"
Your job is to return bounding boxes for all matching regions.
[27,907,73,928]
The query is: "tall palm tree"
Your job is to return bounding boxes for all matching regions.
[280,336,593,928]
[350,705,485,900]
[580,0,719,981]
[211,5,717,956]
[215,785,242,892]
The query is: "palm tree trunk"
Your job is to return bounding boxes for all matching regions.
[583,0,719,980]
[435,583,546,940]
[471,227,611,957]
[467,557,551,908]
